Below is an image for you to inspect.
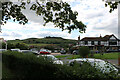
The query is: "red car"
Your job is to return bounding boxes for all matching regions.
[39,49,51,54]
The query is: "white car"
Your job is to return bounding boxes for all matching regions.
[10,49,21,52]
[21,50,39,55]
[37,55,63,65]
[69,58,118,74]
[0,49,7,52]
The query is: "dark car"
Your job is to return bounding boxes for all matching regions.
[60,50,66,54]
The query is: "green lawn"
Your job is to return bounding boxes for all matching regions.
[27,44,52,46]
[55,55,81,59]
[55,55,69,58]
[94,52,119,59]
[0,61,2,79]
[55,52,120,59]
[67,55,81,59]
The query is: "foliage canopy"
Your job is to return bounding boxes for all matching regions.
[1,1,86,33]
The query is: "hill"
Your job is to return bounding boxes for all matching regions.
[7,37,77,49]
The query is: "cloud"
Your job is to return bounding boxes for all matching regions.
[1,0,119,40]
[71,0,118,39]
[0,31,23,40]
[1,21,72,40]
[29,31,71,38]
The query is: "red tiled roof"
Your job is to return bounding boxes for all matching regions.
[0,38,4,40]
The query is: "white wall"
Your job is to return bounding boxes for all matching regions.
[79,41,109,46]
[110,36,116,40]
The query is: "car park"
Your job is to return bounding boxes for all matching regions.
[37,55,63,65]
[69,58,119,75]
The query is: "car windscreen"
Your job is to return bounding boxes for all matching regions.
[40,49,48,52]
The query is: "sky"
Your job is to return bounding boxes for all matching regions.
[0,0,118,40]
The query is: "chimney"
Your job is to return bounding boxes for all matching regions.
[100,34,102,38]
[78,35,80,41]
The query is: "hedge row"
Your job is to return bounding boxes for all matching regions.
[2,51,119,80]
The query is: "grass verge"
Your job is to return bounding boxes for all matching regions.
[56,52,120,60]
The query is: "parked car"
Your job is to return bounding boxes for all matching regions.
[21,50,33,53]
[31,51,39,55]
[60,50,66,54]
[10,49,21,52]
[72,50,79,55]
[20,50,39,55]
[37,55,63,65]
[69,58,119,75]
[54,50,58,53]
[39,49,51,54]
[0,49,7,52]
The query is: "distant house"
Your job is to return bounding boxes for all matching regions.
[0,38,4,43]
[78,34,120,52]
[0,38,4,49]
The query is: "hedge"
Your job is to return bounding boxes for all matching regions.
[2,51,119,80]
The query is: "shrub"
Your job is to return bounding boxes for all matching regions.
[78,46,90,58]
[15,43,29,50]
[2,51,119,80]
[2,51,57,79]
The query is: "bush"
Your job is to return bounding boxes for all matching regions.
[2,51,119,80]
[2,51,57,80]
[15,43,29,50]
[78,46,90,58]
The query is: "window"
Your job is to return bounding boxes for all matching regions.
[91,41,94,45]
[109,42,117,45]
[98,41,101,45]
[85,41,88,45]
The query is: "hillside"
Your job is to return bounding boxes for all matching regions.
[7,37,77,48]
